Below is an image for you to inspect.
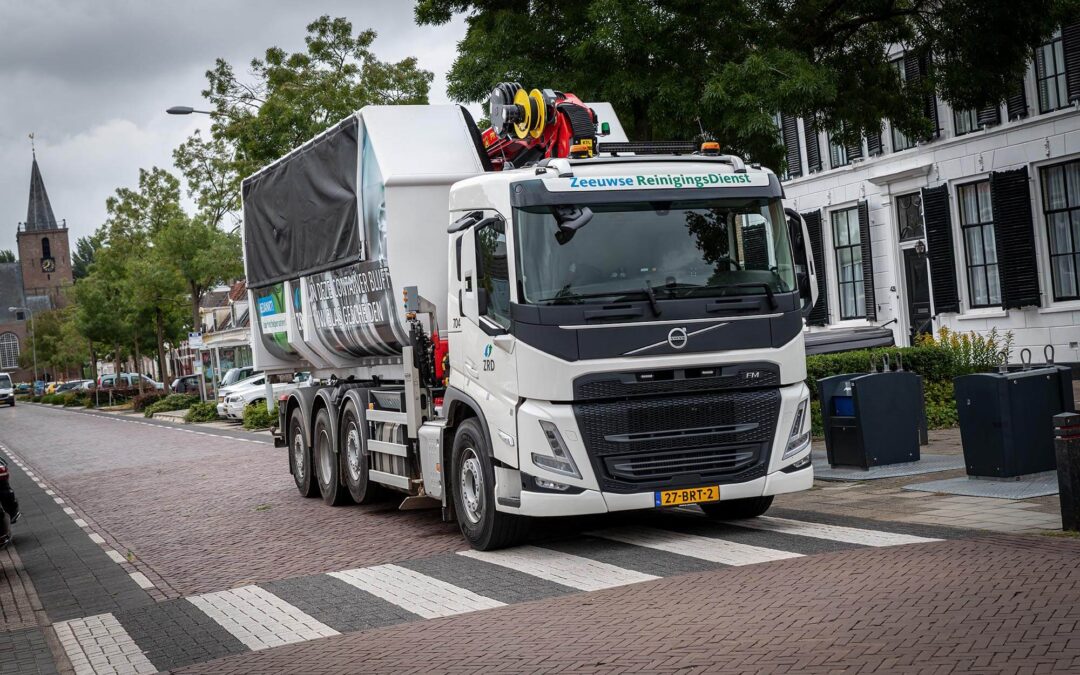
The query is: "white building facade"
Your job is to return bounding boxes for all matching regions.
[781,27,1080,361]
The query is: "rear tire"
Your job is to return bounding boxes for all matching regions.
[314,408,349,506]
[290,409,318,498]
[340,402,384,504]
[699,495,774,520]
[451,418,529,550]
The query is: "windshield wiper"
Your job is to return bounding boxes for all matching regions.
[642,283,661,317]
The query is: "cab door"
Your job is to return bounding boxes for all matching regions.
[457,215,520,467]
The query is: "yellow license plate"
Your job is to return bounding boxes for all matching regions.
[655,486,720,507]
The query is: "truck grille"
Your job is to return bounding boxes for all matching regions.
[572,389,780,493]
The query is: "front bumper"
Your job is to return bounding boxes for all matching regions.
[515,462,812,517]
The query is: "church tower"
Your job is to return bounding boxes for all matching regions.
[16,151,72,306]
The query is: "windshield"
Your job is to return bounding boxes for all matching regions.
[514,198,796,305]
[0,374,10,389]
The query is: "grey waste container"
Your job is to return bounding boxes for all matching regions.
[818,370,924,469]
[954,353,1074,478]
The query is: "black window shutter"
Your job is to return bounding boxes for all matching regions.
[845,138,864,161]
[802,209,829,325]
[976,105,1001,129]
[922,184,960,313]
[1064,23,1080,103]
[904,52,939,139]
[866,129,883,156]
[781,114,802,179]
[990,167,1041,308]
[1006,79,1028,120]
[857,201,877,321]
[805,123,822,173]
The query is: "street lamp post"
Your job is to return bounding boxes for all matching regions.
[8,306,38,387]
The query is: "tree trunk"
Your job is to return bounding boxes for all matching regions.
[190,282,202,336]
[113,340,121,388]
[155,309,170,393]
[134,340,145,395]
[89,340,98,384]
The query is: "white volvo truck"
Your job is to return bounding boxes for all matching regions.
[244,85,818,549]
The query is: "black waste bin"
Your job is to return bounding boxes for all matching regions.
[954,360,1074,478]
[818,371,923,469]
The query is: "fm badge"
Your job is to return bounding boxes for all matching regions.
[667,327,688,349]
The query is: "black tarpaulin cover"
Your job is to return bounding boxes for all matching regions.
[242,116,361,289]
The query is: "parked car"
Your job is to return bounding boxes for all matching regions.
[216,372,269,418]
[98,373,164,390]
[45,381,61,395]
[56,380,89,394]
[220,367,257,388]
[222,372,310,420]
[15,383,30,394]
[0,455,19,549]
[0,373,14,407]
[171,374,202,394]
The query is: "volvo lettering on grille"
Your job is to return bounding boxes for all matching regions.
[667,327,688,349]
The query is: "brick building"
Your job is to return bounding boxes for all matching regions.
[0,152,73,383]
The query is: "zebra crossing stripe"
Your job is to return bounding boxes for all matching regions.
[459,545,658,591]
[592,527,803,566]
[330,564,504,618]
[186,585,339,651]
[727,516,942,547]
[54,612,157,675]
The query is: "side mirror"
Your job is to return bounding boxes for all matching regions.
[785,208,819,317]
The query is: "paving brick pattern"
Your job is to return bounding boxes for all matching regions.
[0,627,58,675]
[112,599,247,671]
[174,534,1080,674]
[260,573,420,634]
[53,613,156,675]
[186,585,340,651]
[0,535,42,632]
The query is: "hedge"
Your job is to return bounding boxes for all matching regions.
[806,328,1013,435]
[132,392,167,412]
[242,402,276,430]
[143,394,199,418]
[185,402,219,423]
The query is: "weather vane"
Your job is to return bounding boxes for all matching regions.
[29,132,35,156]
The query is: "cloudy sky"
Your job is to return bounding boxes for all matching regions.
[0,0,467,253]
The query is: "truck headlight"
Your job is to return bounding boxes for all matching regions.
[531,421,582,479]
[783,398,811,460]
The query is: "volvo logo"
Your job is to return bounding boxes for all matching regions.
[667,327,688,349]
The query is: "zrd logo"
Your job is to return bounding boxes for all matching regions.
[667,327,688,349]
[483,344,493,358]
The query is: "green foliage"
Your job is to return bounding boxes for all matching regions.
[71,235,101,281]
[154,215,243,330]
[417,0,1074,170]
[804,332,1010,436]
[144,393,200,418]
[0,249,14,263]
[242,402,277,430]
[185,402,220,423]
[132,392,167,412]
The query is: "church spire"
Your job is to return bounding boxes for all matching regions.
[25,146,59,232]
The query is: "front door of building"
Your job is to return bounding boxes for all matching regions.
[903,248,933,345]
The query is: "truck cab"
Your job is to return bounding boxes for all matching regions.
[441,155,815,547]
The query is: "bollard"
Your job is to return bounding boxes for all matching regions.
[1053,412,1080,532]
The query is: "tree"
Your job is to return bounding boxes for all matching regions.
[72,235,101,281]
[154,216,243,335]
[416,0,1077,168]
[172,131,240,229]
[202,15,434,182]
[127,242,187,392]
[0,250,14,263]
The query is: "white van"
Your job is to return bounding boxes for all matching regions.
[0,373,14,407]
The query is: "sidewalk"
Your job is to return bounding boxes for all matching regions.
[776,428,1065,533]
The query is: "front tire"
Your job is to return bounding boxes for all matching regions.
[314,408,349,506]
[340,402,384,504]
[699,495,774,520]
[451,418,529,550]
[290,409,318,498]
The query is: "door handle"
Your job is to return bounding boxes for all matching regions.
[464,359,479,379]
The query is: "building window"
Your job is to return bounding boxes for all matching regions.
[828,134,849,168]
[1041,159,1080,300]
[896,192,925,241]
[957,181,1001,307]
[41,237,51,260]
[831,207,865,320]
[1036,29,1069,113]
[0,333,18,370]
[890,59,917,152]
[953,108,979,136]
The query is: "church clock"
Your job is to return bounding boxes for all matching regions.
[41,257,56,273]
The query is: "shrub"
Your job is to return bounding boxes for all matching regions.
[62,392,89,407]
[144,393,200,418]
[185,402,219,423]
[242,402,276,430]
[132,392,167,412]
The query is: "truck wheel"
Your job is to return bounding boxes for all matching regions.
[699,496,774,520]
[290,409,318,498]
[340,402,384,504]
[451,418,529,550]
[313,408,349,506]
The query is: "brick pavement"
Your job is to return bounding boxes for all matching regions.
[0,627,58,675]
[173,534,1080,674]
